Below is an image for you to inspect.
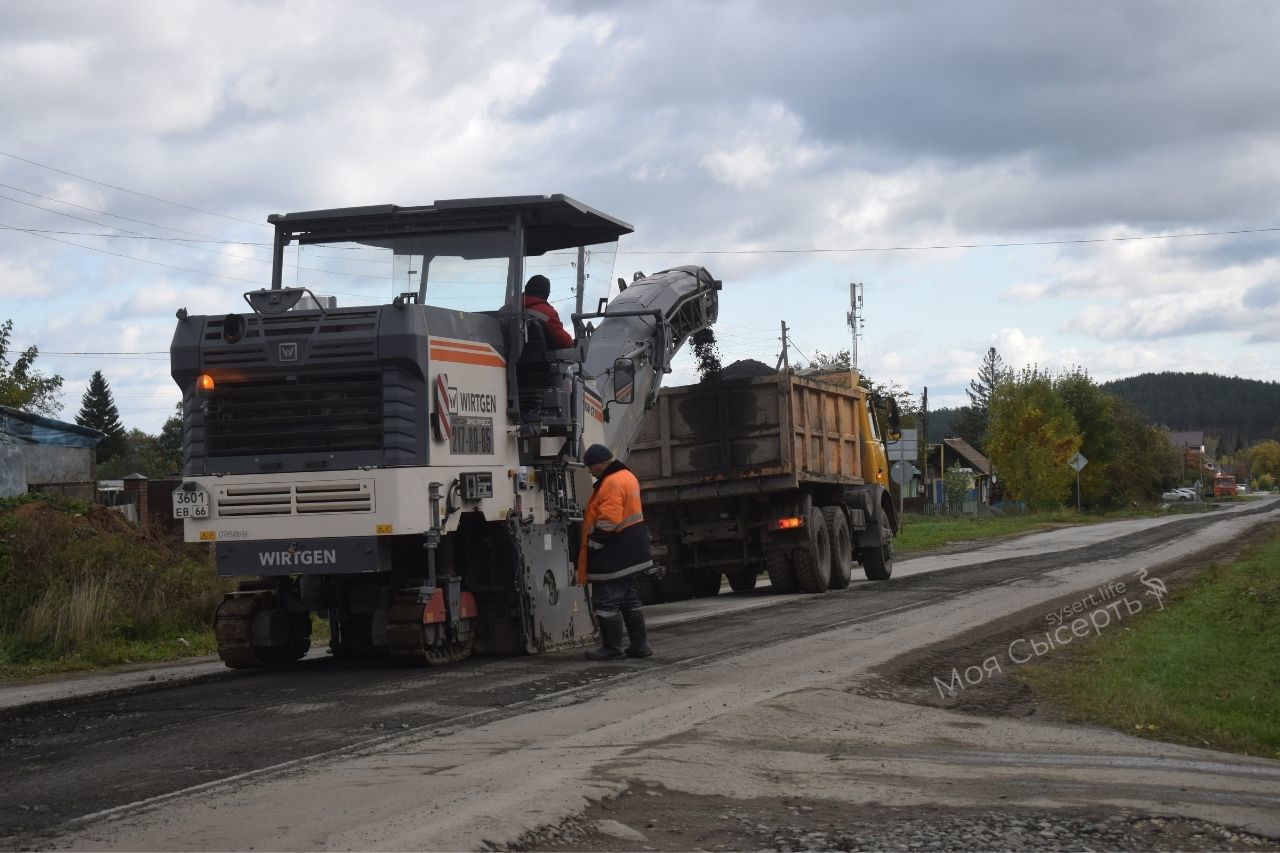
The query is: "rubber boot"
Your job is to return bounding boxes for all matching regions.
[622,609,653,658]
[584,613,625,660]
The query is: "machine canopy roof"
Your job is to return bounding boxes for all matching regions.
[268,194,634,257]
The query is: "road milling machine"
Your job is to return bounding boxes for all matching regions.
[169,195,719,668]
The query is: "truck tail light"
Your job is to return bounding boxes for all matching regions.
[768,516,804,531]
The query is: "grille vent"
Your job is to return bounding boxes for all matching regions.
[205,372,383,456]
[215,480,374,516]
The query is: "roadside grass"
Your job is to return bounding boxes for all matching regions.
[0,493,230,680]
[1014,527,1280,759]
[895,504,1195,554]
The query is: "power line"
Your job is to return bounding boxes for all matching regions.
[5,150,1278,255]
[1,220,430,287]
[0,221,263,285]
[0,150,265,228]
[36,350,168,356]
[4,226,268,246]
[0,181,242,242]
[0,193,275,269]
[619,225,1280,256]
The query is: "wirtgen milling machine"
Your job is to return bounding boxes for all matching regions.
[170,195,719,668]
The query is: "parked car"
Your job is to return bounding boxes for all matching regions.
[1162,488,1197,502]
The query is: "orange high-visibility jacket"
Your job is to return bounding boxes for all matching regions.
[577,461,653,585]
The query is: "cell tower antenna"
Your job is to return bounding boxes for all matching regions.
[846,282,864,375]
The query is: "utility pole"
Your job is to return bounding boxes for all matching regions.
[776,321,790,372]
[922,386,928,511]
[576,245,586,313]
[846,282,864,379]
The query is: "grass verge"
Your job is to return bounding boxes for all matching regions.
[895,504,1196,554]
[0,493,230,680]
[1014,526,1280,759]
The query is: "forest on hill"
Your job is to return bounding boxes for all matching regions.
[931,372,1280,454]
[1101,372,1280,451]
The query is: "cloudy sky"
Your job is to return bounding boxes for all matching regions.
[3,0,1279,432]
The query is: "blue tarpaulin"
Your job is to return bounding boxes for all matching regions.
[0,406,103,448]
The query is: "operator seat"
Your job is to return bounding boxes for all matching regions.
[515,314,578,435]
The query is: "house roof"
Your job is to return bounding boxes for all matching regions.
[0,406,104,448]
[930,437,993,476]
[1168,430,1205,449]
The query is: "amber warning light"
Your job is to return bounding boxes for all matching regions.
[768,517,805,531]
[197,374,216,394]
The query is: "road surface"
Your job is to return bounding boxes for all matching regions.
[2,500,1278,851]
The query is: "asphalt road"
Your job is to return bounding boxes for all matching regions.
[3,499,1277,850]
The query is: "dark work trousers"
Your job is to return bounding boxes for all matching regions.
[589,574,642,620]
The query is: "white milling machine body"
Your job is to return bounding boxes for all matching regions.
[169,195,719,667]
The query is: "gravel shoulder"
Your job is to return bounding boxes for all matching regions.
[511,786,1276,852]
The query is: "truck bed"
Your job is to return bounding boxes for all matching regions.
[629,371,872,503]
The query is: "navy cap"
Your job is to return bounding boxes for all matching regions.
[583,443,613,466]
[524,274,551,298]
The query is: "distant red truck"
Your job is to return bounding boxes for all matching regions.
[1213,473,1238,497]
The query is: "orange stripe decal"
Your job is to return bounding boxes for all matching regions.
[433,340,496,353]
[429,347,506,367]
[428,337,506,367]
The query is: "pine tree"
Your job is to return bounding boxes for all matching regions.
[953,347,1006,450]
[76,370,127,463]
[967,347,1006,412]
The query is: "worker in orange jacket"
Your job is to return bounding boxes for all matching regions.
[578,443,653,660]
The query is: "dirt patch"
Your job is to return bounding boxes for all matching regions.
[12,499,130,534]
[506,783,1279,852]
[5,498,184,552]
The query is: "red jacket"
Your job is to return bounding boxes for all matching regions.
[522,294,574,349]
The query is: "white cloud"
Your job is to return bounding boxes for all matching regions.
[1003,281,1051,302]
[3,0,1280,431]
[698,103,828,191]
[0,255,49,297]
[1068,287,1258,341]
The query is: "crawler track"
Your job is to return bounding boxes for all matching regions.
[386,588,475,665]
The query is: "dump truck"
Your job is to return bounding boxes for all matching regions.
[1212,472,1238,497]
[169,195,719,667]
[628,368,900,600]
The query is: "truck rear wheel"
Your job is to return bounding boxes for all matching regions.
[335,613,377,658]
[728,568,758,592]
[823,506,853,590]
[764,548,797,594]
[658,569,692,601]
[792,507,832,593]
[692,572,723,598]
[636,572,664,605]
[861,510,894,581]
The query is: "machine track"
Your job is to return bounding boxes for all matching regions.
[213,586,310,669]
[386,587,476,666]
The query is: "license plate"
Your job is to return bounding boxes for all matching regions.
[172,486,210,519]
[449,416,494,455]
